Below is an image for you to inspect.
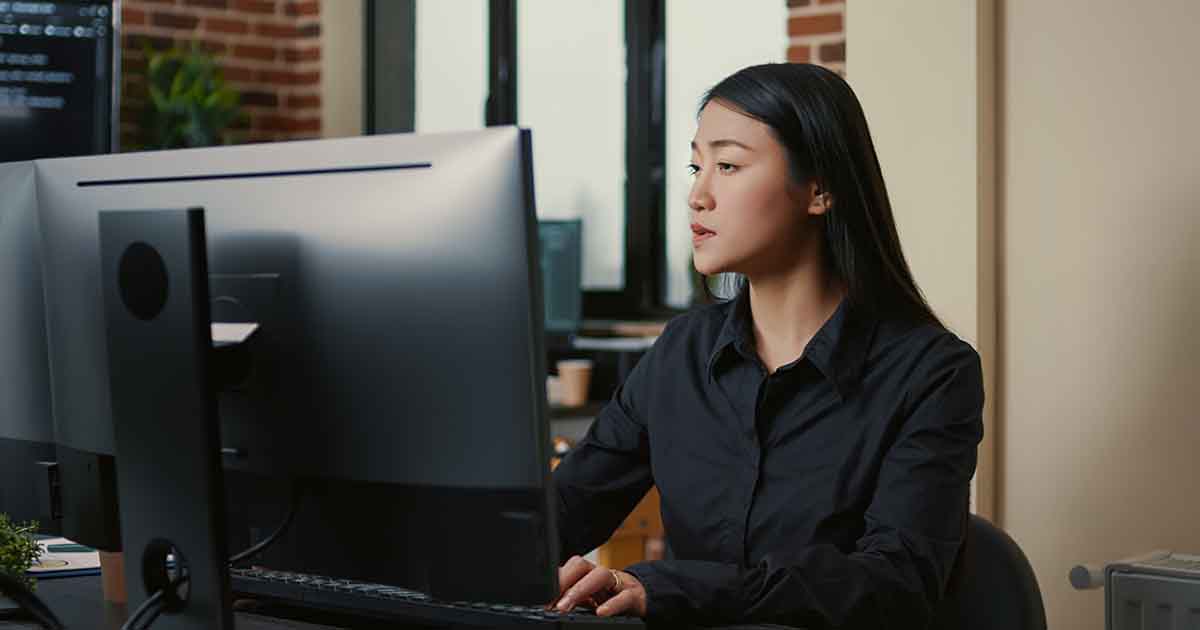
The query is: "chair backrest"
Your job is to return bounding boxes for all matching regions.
[931,514,1048,630]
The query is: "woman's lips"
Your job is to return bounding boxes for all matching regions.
[691,223,716,245]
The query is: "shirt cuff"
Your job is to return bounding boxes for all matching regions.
[624,561,685,623]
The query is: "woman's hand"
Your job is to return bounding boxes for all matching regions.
[550,555,647,618]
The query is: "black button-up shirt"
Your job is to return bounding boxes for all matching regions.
[553,291,984,629]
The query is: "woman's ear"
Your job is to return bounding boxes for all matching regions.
[806,181,833,216]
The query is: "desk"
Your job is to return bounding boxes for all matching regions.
[7,577,799,630]
[0,575,432,629]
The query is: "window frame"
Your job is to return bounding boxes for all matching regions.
[489,0,678,320]
[367,0,680,319]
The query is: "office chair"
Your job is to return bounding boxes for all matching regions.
[931,514,1048,630]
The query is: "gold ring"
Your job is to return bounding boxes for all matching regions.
[609,569,622,593]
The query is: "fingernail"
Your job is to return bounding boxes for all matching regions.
[556,598,570,611]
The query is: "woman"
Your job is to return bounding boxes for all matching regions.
[551,63,984,629]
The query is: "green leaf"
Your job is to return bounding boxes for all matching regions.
[0,514,42,591]
[168,69,187,99]
[140,45,245,149]
[148,85,168,111]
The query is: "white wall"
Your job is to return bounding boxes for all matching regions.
[1001,1,1200,628]
[320,0,364,138]
[850,1,1200,628]
[846,0,996,517]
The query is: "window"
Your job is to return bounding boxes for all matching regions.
[663,0,788,308]
[518,0,626,290]
[415,0,487,133]
[367,0,489,134]
[368,0,674,318]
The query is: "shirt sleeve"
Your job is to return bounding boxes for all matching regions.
[552,335,658,560]
[624,335,985,629]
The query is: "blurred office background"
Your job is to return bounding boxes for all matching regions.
[7,0,1200,628]
[110,0,847,313]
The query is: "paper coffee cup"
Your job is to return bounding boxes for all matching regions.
[557,359,594,407]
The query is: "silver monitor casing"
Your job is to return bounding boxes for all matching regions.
[0,161,58,526]
[0,160,54,446]
[35,128,551,491]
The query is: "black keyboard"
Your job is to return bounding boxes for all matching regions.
[231,567,646,629]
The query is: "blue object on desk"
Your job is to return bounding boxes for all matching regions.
[46,544,93,554]
[539,219,583,336]
[31,567,102,580]
[27,536,102,580]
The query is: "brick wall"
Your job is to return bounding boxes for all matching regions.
[120,0,322,148]
[786,0,846,75]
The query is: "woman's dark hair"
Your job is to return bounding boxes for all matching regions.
[697,63,941,327]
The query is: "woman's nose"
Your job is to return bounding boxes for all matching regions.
[688,180,714,212]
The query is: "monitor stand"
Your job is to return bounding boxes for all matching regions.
[99,208,233,629]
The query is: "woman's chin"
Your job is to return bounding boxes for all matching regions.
[692,260,724,277]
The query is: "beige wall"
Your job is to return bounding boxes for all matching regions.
[845,0,997,518]
[1002,1,1200,628]
[320,0,364,138]
[851,1,1200,629]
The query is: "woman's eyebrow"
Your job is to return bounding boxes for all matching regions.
[690,139,755,152]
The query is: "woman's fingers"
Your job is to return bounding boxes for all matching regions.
[555,555,594,597]
[598,571,647,618]
[549,555,595,609]
[555,565,617,612]
[595,588,638,617]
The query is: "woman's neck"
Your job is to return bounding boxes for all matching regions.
[746,260,845,373]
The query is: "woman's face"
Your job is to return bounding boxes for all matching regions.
[688,100,828,278]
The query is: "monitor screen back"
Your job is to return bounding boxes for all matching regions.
[35,129,551,492]
[0,160,56,524]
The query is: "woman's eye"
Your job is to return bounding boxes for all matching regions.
[686,163,700,176]
[717,163,737,174]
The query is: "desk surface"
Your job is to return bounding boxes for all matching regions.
[4,578,786,630]
[1,575,424,629]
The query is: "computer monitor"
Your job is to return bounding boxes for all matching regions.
[0,0,118,161]
[538,219,583,338]
[35,128,559,603]
[0,161,57,529]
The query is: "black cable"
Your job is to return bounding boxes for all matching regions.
[124,483,305,630]
[132,594,165,630]
[228,483,304,567]
[119,587,165,630]
[0,571,65,630]
[121,572,190,630]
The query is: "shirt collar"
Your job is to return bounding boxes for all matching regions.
[706,289,878,399]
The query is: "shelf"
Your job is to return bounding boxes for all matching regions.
[548,400,604,419]
[580,319,668,338]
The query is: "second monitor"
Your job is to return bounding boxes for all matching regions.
[35,128,560,604]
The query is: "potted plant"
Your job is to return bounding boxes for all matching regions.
[137,43,246,149]
[0,515,42,592]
